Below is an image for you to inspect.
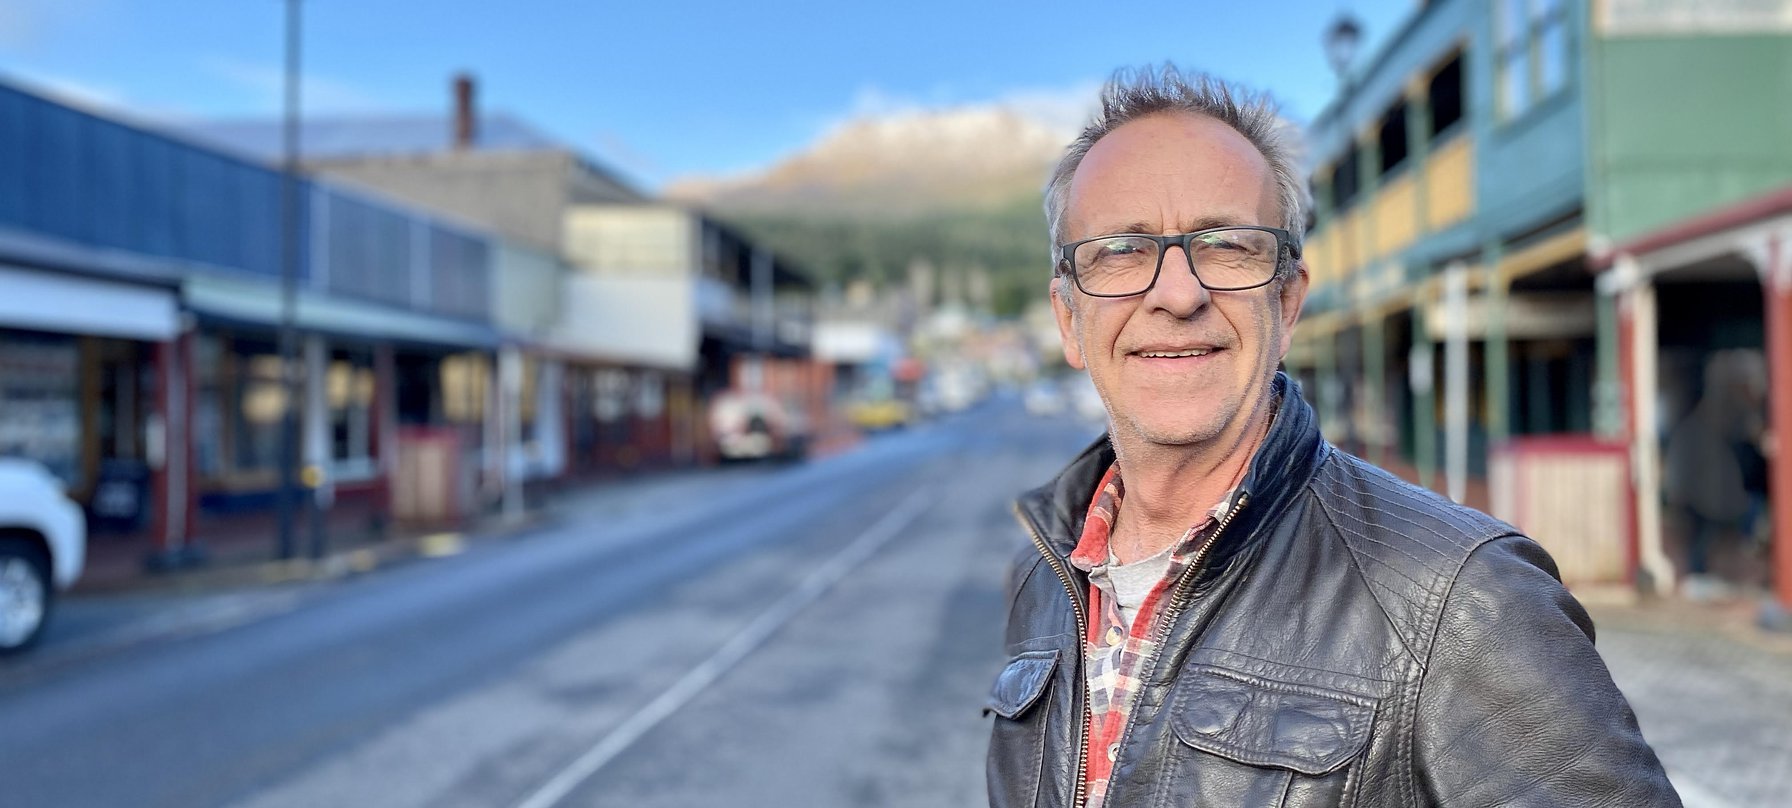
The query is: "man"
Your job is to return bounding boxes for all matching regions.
[987,67,1681,808]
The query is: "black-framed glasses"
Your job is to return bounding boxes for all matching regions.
[1057,225,1300,297]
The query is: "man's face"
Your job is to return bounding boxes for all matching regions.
[1051,112,1308,450]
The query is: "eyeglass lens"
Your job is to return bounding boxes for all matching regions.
[1073,228,1278,295]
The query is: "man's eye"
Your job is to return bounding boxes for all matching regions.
[1098,241,1144,257]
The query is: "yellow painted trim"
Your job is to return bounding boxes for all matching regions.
[1497,228,1587,285]
[1296,309,1348,339]
[1359,295,1415,323]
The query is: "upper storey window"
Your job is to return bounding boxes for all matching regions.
[1429,52,1465,137]
[1497,0,1571,120]
[1378,100,1410,176]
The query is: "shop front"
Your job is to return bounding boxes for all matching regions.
[0,263,184,574]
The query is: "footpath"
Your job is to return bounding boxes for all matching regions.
[1589,597,1792,808]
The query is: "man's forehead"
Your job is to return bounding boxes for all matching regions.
[1065,113,1278,236]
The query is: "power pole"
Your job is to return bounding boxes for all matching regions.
[276,0,303,560]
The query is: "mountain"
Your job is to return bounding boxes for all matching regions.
[668,105,1075,315]
[667,106,1068,216]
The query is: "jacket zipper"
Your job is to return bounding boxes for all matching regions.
[1011,502,1092,808]
[1103,490,1252,804]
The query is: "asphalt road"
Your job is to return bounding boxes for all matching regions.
[0,398,1101,808]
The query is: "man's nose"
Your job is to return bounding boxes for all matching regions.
[1143,244,1211,316]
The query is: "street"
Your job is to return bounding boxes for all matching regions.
[2,397,1787,808]
[0,401,1098,808]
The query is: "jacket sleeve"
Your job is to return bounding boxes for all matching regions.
[1413,535,1683,807]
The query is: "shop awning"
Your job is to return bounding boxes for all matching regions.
[184,274,502,349]
[0,264,180,341]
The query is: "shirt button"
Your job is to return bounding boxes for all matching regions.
[1107,742,1120,761]
[1105,626,1124,645]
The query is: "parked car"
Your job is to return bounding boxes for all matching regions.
[0,458,86,654]
[708,390,810,462]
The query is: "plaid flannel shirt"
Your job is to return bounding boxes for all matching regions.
[1067,464,1236,808]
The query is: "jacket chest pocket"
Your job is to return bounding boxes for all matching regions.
[985,649,1060,808]
[1162,667,1376,808]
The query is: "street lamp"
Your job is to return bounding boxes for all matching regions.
[1324,13,1363,84]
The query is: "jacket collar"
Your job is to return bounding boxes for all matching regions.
[1016,372,1327,562]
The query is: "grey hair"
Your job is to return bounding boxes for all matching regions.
[1046,65,1309,286]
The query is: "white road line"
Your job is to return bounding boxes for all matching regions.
[1667,769,1740,808]
[509,483,938,808]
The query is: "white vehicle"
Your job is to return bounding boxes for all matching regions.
[0,458,86,654]
[708,390,810,462]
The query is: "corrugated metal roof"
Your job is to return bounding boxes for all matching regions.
[179,114,561,162]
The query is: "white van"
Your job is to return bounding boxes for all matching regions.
[0,458,86,654]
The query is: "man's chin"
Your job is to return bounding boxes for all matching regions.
[1124,419,1227,449]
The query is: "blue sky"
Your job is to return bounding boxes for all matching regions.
[0,0,1413,190]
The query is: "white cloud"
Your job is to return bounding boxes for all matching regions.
[831,80,1099,139]
[199,56,385,113]
[994,81,1103,137]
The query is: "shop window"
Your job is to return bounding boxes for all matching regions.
[594,369,630,422]
[1429,53,1465,137]
[195,335,225,478]
[635,372,665,419]
[234,352,287,474]
[441,353,490,425]
[327,348,375,472]
[1378,101,1410,175]
[0,330,81,487]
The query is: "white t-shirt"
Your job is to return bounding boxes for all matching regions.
[1105,543,1176,630]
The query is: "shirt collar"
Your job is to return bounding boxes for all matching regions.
[1068,463,1237,574]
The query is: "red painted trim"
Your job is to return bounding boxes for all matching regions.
[1764,235,1792,610]
[1616,301,1640,582]
[1595,184,1792,269]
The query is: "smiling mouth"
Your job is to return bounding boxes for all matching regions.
[1134,348,1218,358]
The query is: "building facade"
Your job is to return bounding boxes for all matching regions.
[0,78,515,574]
[1291,0,1792,605]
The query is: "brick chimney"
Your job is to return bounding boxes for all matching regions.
[453,73,476,150]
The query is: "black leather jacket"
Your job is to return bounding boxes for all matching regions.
[989,376,1680,807]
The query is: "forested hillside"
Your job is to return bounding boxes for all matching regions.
[667,106,1070,315]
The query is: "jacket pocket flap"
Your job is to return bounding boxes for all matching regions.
[984,649,1059,720]
[1169,668,1375,776]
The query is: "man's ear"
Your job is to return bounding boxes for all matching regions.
[1051,277,1085,370]
[1275,262,1310,360]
